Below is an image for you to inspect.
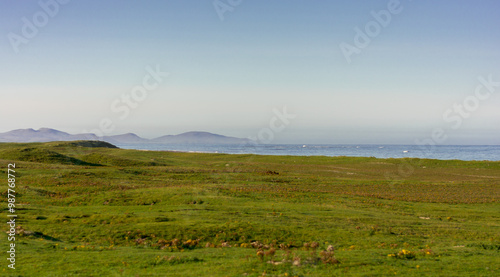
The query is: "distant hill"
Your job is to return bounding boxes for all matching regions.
[0,128,251,145]
[0,128,99,142]
[103,133,149,144]
[151,131,250,144]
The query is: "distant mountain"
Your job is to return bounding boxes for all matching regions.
[102,133,148,144]
[0,128,251,145]
[0,128,99,142]
[151,131,251,144]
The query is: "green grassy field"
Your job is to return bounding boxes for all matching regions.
[1,141,499,276]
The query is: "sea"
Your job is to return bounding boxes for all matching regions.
[115,143,500,161]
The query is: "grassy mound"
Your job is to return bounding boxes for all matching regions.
[80,152,159,167]
[0,147,98,166]
[50,140,119,149]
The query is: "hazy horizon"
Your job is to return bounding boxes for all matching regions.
[2,1,499,145]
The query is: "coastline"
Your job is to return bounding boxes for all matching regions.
[115,143,500,162]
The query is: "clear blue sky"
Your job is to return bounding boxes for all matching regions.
[1,0,499,144]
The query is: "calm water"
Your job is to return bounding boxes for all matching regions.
[116,143,500,161]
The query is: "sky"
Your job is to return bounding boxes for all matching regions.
[1,0,499,144]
